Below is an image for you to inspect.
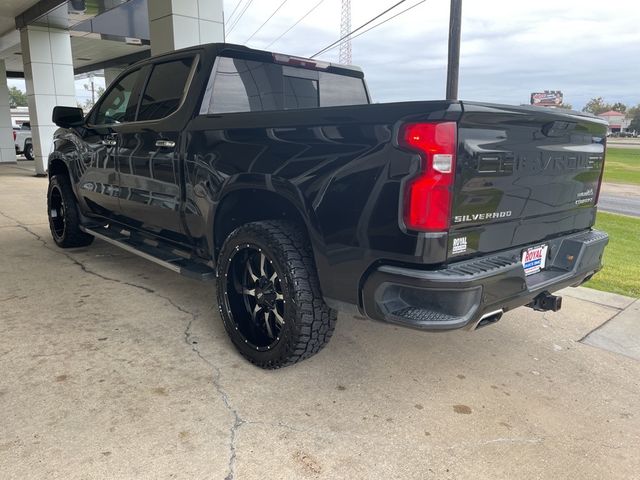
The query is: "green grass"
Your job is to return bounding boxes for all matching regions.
[584,212,640,298]
[604,148,640,185]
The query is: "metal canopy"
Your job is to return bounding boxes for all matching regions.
[0,0,150,76]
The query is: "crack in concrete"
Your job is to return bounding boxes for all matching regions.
[13,222,155,294]
[0,295,19,303]
[445,436,544,451]
[0,223,48,229]
[3,209,246,480]
[184,318,245,480]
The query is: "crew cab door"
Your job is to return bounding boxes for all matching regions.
[116,54,198,242]
[78,67,145,218]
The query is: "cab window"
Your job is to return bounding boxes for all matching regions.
[137,57,195,122]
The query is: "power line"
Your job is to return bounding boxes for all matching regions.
[263,0,326,50]
[227,0,252,34]
[227,0,254,35]
[245,0,289,44]
[319,0,427,55]
[310,0,407,59]
[226,0,244,27]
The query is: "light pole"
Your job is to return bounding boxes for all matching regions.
[446,0,462,100]
[89,73,95,105]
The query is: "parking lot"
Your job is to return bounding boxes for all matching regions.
[1,162,639,479]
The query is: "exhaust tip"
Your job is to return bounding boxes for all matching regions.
[475,309,504,329]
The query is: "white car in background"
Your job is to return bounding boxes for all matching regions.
[13,122,33,160]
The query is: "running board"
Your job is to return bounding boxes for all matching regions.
[80,225,215,281]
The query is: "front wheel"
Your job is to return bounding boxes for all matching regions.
[47,174,94,248]
[216,221,336,368]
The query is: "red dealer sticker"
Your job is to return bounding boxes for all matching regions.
[522,244,548,276]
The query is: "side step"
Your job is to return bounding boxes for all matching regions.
[80,225,215,281]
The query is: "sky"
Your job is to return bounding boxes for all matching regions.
[8,0,640,110]
[220,0,640,109]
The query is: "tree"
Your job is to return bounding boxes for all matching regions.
[627,104,640,118]
[611,102,627,113]
[79,86,105,111]
[629,104,640,132]
[557,103,573,110]
[582,97,611,115]
[8,86,27,107]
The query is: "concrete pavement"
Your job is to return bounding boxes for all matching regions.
[583,299,640,361]
[1,162,639,480]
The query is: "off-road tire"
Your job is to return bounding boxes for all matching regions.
[216,220,337,368]
[47,174,94,248]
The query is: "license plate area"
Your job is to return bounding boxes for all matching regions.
[522,244,548,276]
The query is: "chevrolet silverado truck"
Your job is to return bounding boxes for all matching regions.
[47,43,609,368]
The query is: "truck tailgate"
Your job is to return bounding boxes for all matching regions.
[448,103,607,259]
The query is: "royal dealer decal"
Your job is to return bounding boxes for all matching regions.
[452,236,467,255]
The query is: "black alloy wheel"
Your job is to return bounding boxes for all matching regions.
[49,184,66,239]
[226,244,286,350]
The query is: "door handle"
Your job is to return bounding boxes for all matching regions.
[155,140,176,148]
[101,138,117,146]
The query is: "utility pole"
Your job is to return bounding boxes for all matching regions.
[446,0,462,100]
[339,0,352,64]
[89,73,95,105]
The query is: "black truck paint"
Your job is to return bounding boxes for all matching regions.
[48,43,609,367]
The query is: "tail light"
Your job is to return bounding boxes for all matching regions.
[399,122,457,232]
[13,130,16,141]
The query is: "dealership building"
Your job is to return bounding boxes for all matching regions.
[0,0,224,174]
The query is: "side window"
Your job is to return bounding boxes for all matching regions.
[137,57,194,122]
[93,69,141,125]
[208,57,283,114]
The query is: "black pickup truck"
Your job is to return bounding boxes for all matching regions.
[48,43,609,368]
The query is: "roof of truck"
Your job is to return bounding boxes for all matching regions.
[139,42,364,78]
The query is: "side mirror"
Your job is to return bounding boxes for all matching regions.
[52,106,84,128]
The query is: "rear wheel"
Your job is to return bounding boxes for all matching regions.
[47,174,94,248]
[24,142,33,160]
[216,221,336,368]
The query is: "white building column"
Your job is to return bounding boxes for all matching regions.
[148,0,224,56]
[20,26,76,175]
[0,60,17,164]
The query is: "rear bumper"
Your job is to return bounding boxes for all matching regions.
[361,229,608,331]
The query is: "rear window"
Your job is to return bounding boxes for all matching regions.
[201,57,368,114]
[284,76,318,109]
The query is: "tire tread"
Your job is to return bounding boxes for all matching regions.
[217,220,336,368]
[47,174,94,248]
